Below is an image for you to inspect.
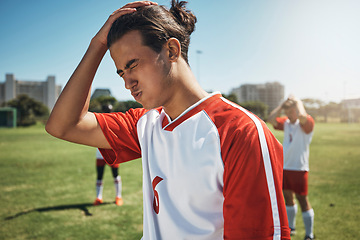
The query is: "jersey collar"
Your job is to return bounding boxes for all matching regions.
[161,92,222,131]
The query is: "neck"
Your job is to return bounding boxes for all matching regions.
[289,118,298,124]
[163,60,208,120]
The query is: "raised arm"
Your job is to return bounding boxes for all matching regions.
[45,1,157,148]
[289,96,308,125]
[296,100,308,125]
[267,102,283,128]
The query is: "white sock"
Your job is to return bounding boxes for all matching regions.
[286,204,297,230]
[114,176,122,198]
[96,180,103,199]
[302,208,314,238]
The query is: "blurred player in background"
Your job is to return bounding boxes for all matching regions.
[92,103,123,206]
[94,148,123,206]
[268,95,315,240]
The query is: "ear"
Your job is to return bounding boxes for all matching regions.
[165,38,181,62]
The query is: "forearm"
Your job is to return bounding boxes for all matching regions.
[267,104,282,126]
[46,40,107,137]
[296,99,308,124]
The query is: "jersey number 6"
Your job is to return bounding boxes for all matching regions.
[152,176,163,214]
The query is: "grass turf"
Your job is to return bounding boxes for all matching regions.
[0,122,359,239]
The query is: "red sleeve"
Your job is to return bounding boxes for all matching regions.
[214,107,290,239]
[94,108,148,165]
[274,116,287,130]
[300,115,314,134]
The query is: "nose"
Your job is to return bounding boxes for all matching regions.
[123,76,137,90]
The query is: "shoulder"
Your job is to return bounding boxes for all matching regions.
[273,116,287,130]
[300,114,315,134]
[276,116,288,124]
[205,97,257,129]
[205,97,271,142]
[94,108,150,129]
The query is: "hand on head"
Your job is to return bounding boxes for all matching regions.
[93,1,158,47]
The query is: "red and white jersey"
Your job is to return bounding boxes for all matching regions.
[275,116,314,171]
[95,93,290,240]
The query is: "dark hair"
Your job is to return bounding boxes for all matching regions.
[282,99,296,110]
[107,0,197,64]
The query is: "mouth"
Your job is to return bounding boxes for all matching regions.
[131,91,142,101]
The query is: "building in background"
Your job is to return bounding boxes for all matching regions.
[91,88,112,99]
[231,81,284,113]
[0,73,62,110]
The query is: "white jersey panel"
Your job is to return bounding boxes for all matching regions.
[137,109,224,240]
[283,119,313,171]
[96,149,103,159]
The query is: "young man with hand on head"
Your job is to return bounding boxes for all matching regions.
[267,95,315,240]
[46,1,290,239]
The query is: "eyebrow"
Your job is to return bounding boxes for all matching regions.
[116,59,139,75]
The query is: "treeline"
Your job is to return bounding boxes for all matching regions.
[2,94,49,126]
[222,93,268,120]
[3,94,358,127]
[89,95,142,113]
[1,94,143,127]
[223,94,360,123]
[302,98,360,123]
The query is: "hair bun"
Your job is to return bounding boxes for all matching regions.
[170,0,197,34]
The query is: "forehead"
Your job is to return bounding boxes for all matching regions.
[109,31,147,64]
[284,107,296,114]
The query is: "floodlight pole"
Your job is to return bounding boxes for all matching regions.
[196,50,203,83]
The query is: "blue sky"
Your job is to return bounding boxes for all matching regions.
[1,0,359,103]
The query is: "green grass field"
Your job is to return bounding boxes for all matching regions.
[0,122,359,239]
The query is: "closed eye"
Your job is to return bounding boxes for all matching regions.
[127,59,139,70]
[129,61,138,70]
[117,69,124,77]
[117,59,139,78]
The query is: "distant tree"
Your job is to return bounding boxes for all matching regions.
[222,93,239,104]
[5,94,49,126]
[89,96,142,113]
[302,98,325,109]
[114,100,143,113]
[241,101,268,120]
[301,98,325,120]
[319,101,342,122]
[89,96,118,113]
[301,98,345,122]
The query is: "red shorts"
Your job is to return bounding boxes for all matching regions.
[96,159,119,168]
[283,170,308,196]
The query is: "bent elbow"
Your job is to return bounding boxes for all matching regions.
[45,119,66,139]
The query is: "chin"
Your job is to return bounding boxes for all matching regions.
[140,102,155,110]
[142,105,153,110]
[138,95,163,110]
[145,102,163,110]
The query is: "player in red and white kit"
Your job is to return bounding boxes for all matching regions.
[46,1,290,239]
[96,92,290,239]
[268,96,315,240]
[94,148,123,206]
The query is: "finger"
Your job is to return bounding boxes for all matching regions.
[122,1,157,10]
[110,7,137,17]
[110,1,156,17]
[109,2,158,21]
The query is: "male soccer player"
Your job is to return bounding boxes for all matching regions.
[46,1,290,239]
[267,95,315,240]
